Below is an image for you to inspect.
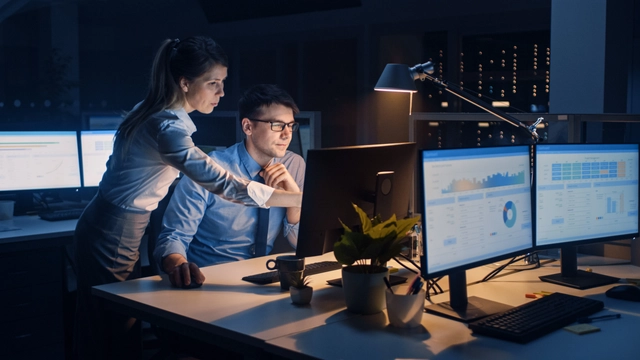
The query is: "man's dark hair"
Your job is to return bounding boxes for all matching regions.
[238,84,299,121]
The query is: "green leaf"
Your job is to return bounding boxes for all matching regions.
[394,215,421,240]
[333,203,421,269]
[353,203,373,233]
[334,231,368,265]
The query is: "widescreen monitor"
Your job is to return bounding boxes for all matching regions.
[419,145,533,322]
[80,130,116,187]
[295,142,417,259]
[0,131,81,191]
[534,143,639,289]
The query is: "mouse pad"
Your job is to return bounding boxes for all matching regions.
[327,275,407,287]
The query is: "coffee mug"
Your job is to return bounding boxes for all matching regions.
[266,255,305,290]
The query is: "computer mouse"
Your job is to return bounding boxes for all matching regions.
[181,277,203,289]
[605,285,640,302]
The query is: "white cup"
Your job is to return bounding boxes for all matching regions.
[0,200,15,220]
[385,286,426,328]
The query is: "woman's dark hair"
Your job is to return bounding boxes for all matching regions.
[115,36,228,161]
[238,84,299,121]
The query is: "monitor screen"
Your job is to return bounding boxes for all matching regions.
[0,131,81,191]
[80,130,116,187]
[295,142,417,259]
[534,143,639,289]
[419,145,533,322]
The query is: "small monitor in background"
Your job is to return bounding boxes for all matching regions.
[189,111,240,149]
[287,129,303,158]
[0,131,82,191]
[85,112,124,130]
[419,145,534,322]
[295,142,417,259]
[80,130,116,187]
[534,143,639,289]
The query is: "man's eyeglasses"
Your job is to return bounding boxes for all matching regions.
[249,118,299,132]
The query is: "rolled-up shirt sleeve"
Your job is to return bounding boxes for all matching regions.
[282,153,305,248]
[157,126,273,207]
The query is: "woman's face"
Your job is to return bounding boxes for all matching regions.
[181,64,227,114]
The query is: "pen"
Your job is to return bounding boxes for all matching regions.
[577,313,621,324]
[383,277,394,294]
[406,275,421,295]
[411,279,424,295]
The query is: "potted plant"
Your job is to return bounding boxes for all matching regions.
[289,272,313,305]
[334,203,420,314]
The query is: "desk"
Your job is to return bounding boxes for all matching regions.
[0,215,76,248]
[0,215,77,359]
[93,254,640,360]
[93,252,353,357]
[266,263,640,359]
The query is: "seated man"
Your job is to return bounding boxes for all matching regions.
[154,84,305,287]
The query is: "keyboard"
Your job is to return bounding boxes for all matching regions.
[242,260,343,284]
[468,292,604,343]
[39,208,85,221]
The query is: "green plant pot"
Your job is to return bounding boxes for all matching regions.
[341,265,389,315]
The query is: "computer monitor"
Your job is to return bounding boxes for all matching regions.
[295,142,417,258]
[0,131,82,191]
[80,130,116,187]
[534,143,639,289]
[419,145,534,322]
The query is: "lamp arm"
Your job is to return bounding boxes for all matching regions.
[419,72,541,142]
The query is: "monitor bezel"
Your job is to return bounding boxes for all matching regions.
[418,144,535,280]
[0,130,83,192]
[79,129,117,188]
[295,142,417,259]
[532,143,640,251]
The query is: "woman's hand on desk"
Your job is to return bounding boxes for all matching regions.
[163,254,205,289]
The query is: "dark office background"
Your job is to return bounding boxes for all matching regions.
[0,0,639,147]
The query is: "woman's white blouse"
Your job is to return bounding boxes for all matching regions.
[99,108,273,211]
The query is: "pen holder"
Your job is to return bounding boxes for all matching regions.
[385,287,425,328]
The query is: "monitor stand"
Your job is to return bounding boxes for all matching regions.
[425,271,512,323]
[539,246,619,290]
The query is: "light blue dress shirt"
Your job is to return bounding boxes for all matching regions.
[154,141,305,267]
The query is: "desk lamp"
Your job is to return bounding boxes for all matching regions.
[374,62,542,143]
[375,62,542,276]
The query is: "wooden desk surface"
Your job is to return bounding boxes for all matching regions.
[93,252,640,360]
[93,252,358,349]
[266,263,640,360]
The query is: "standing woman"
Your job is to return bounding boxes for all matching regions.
[72,36,300,359]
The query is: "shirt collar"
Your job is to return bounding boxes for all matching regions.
[238,141,272,181]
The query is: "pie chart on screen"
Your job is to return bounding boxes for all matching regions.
[503,200,517,228]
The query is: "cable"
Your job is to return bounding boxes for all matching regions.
[392,254,443,299]
[393,253,419,273]
[33,192,50,210]
[425,277,444,300]
[482,252,540,282]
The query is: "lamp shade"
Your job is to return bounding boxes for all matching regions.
[374,63,417,93]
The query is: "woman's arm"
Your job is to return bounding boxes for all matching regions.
[265,189,302,208]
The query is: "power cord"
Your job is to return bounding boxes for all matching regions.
[392,254,444,299]
[482,252,540,282]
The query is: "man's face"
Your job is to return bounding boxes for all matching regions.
[243,104,295,164]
